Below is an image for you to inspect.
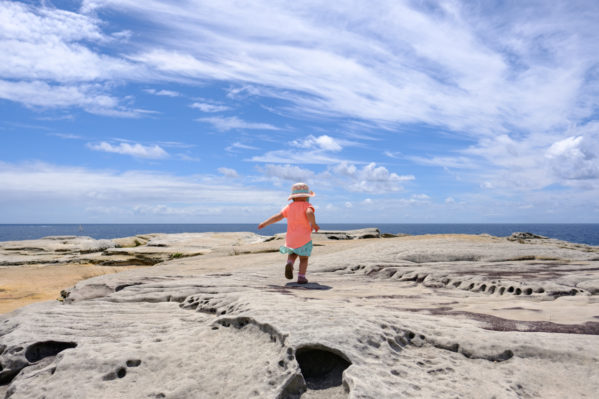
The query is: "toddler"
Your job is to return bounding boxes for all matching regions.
[258,183,320,284]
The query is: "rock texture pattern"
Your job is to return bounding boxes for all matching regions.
[1,232,599,398]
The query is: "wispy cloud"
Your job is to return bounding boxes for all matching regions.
[250,150,346,165]
[408,155,478,169]
[6,1,599,137]
[197,116,278,132]
[76,1,599,136]
[258,161,414,194]
[218,167,239,178]
[0,161,285,221]
[87,141,169,159]
[0,2,147,114]
[323,162,414,193]
[0,80,152,117]
[260,164,315,182]
[251,134,354,165]
[49,133,82,140]
[191,102,230,113]
[145,89,180,97]
[291,135,343,152]
[226,142,259,152]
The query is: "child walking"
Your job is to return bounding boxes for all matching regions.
[258,183,320,284]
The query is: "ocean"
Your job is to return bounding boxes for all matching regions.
[1,224,598,246]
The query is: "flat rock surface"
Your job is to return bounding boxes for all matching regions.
[0,232,272,313]
[1,233,599,398]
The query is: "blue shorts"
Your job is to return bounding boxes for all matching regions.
[279,240,313,257]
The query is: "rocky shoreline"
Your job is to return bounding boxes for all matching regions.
[1,230,599,398]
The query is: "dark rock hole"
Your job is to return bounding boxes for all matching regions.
[126,359,142,367]
[25,341,77,363]
[295,347,351,390]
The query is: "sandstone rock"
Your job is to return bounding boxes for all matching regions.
[506,232,548,241]
[275,228,382,241]
[1,233,599,398]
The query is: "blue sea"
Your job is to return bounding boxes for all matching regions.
[1,224,598,246]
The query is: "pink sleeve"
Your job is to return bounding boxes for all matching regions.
[281,204,289,218]
[307,205,315,214]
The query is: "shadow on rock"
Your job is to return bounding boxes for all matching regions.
[285,282,332,290]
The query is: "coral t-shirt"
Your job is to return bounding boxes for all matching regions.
[281,201,315,249]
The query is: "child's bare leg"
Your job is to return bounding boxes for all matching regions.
[298,256,309,274]
[286,253,298,266]
[298,256,309,283]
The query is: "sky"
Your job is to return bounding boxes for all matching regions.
[1,0,599,223]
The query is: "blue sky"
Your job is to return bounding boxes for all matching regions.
[1,0,599,223]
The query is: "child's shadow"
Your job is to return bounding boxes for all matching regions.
[284,282,332,290]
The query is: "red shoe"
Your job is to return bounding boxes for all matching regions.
[297,276,308,284]
[285,263,293,280]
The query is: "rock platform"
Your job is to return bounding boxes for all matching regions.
[1,230,599,398]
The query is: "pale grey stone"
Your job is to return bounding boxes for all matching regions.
[1,232,599,398]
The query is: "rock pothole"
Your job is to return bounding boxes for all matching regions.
[295,346,351,391]
[24,341,77,363]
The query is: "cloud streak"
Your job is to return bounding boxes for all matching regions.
[74,0,599,136]
[87,141,169,159]
[0,161,284,212]
[197,116,278,132]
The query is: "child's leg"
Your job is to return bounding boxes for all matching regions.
[285,253,297,280]
[286,253,298,266]
[298,256,309,274]
[298,256,309,283]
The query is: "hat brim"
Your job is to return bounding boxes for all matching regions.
[288,191,315,201]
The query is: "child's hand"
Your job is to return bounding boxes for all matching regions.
[313,224,320,232]
[258,223,265,229]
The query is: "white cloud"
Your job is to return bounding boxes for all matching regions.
[344,201,353,208]
[75,0,599,136]
[0,80,151,117]
[132,204,224,216]
[0,3,139,82]
[326,162,414,193]
[218,167,239,178]
[251,150,346,165]
[252,134,355,164]
[545,135,599,180]
[408,155,478,169]
[49,133,82,140]
[261,164,315,182]
[145,89,180,97]
[87,141,169,159]
[191,102,230,112]
[445,196,455,203]
[0,2,147,114]
[0,161,285,221]
[5,0,599,140]
[291,135,342,152]
[226,142,259,152]
[197,116,278,132]
[412,194,430,201]
[384,151,401,159]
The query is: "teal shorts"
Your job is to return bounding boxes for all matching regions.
[279,240,313,257]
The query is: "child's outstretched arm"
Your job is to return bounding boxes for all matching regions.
[258,212,284,229]
[306,208,320,232]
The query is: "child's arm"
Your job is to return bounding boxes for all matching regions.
[306,208,320,232]
[258,212,284,229]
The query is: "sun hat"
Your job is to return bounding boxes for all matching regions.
[288,182,315,200]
